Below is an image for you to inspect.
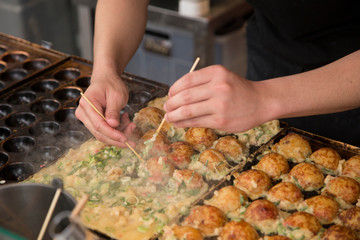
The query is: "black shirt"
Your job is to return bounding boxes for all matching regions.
[246,0,360,145]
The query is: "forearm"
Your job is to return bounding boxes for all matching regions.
[92,0,149,76]
[257,50,360,121]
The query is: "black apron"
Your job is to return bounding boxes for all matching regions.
[246,0,360,146]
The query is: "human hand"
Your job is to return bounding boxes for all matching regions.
[164,65,270,133]
[75,72,137,148]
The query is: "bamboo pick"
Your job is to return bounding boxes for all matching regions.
[156,57,200,134]
[37,188,62,240]
[70,194,89,219]
[80,92,145,162]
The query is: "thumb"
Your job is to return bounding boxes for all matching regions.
[105,94,125,128]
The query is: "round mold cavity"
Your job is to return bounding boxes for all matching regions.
[31,79,59,92]
[0,152,8,168]
[75,75,91,88]
[53,68,81,81]
[7,91,36,105]
[3,136,35,153]
[2,51,29,63]
[0,45,7,55]
[27,146,63,166]
[56,130,85,148]
[29,121,60,136]
[0,104,12,118]
[53,87,81,101]
[30,99,60,114]
[0,61,6,72]
[129,90,152,104]
[0,68,28,82]
[54,107,78,123]
[0,162,35,182]
[0,81,4,90]
[23,58,50,71]
[0,127,11,141]
[5,112,36,128]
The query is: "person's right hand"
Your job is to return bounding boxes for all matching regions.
[75,71,137,148]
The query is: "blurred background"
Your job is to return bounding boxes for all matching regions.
[0,0,252,85]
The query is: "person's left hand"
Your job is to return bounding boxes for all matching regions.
[163,65,270,133]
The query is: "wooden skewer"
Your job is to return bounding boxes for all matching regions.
[80,92,145,162]
[156,57,200,134]
[37,188,62,240]
[70,194,89,219]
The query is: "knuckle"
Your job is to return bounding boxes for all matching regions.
[92,121,101,131]
[179,106,193,118]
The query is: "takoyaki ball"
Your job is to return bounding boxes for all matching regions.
[185,127,218,152]
[136,129,170,158]
[183,205,227,237]
[233,169,272,200]
[342,155,360,181]
[267,182,303,211]
[133,106,164,133]
[286,162,324,191]
[167,141,194,169]
[282,212,322,238]
[310,147,341,174]
[172,225,204,240]
[299,195,339,224]
[198,149,228,172]
[244,199,279,235]
[338,206,360,231]
[205,186,248,215]
[322,176,360,206]
[321,225,358,240]
[271,133,312,163]
[262,236,291,240]
[172,169,204,190]
[161,120,186,141]
[253,152,290,180]
[214,136,248,163]
[218,220,259,240]
[144,156,174,185]
[147,95,168,111]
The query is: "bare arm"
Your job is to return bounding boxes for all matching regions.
[164,50,360,133]
[76,0,149,147]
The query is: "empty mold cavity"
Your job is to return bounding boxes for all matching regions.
[2,51,29,63]
[23,58,50,71]
[75,76,91,88]
[31,79,59,92]
[29,121,60,136]
[0,81,4,90]
[54,108,78,123]
[0,104,12,118]
[5,112,36,128]
[27,146,62,166]
[0,68,28,82]
[30,99,60,114]
[0,45,7,55]
[56,130,85,148]
[3,136,35,153]
[129,90,152,104]
[53,68,81,81]
[0,152,8,168]
[53,87,81,101]
[7,91,36,105]
[0,162,35,182]
[0,127,11,141]
[0,61,6,72]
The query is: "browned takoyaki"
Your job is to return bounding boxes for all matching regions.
[167,141,194,169]
[213,136,248,163]
[218,220,259,240]
[338,206,360,231]
[322,176,360,207]
[244,199,279,234]
[262,236,291,240]
[133,106,164,133]
[267,182,303,211]
[183,205,227,237]
[138,156,174,185]
[233,169,272,200]
[253,152,290,180]
[279,212,321,239]
[342,155,360,181]
[204,186,248,217]
[320,225,358,240]
[185,127,218,152]
[298,195,339,224]
[272,133,312,163]
[286,162,324,191]
[309,147,341,174]
[136,129,170,158]
[172,225,204,240]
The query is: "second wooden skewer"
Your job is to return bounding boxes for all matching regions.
[80,92,145,162]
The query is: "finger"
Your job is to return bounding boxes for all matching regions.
[165,100,213,123]
[168,68,211,97]
[171,114,214,129]
[104,92,127,128]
